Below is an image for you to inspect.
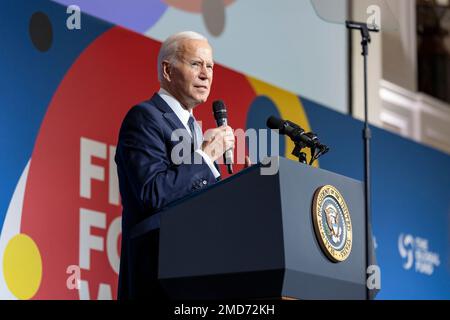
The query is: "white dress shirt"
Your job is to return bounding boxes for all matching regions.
[158,88,221,179]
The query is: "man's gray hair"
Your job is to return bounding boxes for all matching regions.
[157,31,208,82]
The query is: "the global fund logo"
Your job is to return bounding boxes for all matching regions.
[398,233,440,276]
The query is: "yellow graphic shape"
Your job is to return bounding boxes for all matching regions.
[247,77,318,167]
[3,234,42,299]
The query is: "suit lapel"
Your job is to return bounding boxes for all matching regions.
[163,112,186,133]
[150,93,186,132]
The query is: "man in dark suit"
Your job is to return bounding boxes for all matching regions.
[115,31,245,300]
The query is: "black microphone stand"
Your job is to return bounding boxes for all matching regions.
[346,21,379,300]
[292,143,308,164]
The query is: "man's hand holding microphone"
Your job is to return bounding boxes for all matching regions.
[201,100,251,172]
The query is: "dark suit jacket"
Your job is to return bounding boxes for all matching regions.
[115,93,219,300]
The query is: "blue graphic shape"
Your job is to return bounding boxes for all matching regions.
[0,0,110,233]
[52,0,168,33]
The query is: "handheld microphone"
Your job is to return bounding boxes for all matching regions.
[213,100,233,174]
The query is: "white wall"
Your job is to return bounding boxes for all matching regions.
[145,0,349,114]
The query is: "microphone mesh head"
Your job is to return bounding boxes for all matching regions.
[266,116,284,130]
[213,100,226,112]
[213,100,227,120]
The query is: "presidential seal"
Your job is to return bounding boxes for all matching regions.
[312,185,352,262]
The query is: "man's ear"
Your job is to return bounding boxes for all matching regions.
[162,60,171,82]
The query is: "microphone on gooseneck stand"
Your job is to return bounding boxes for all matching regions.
[267,116,316,148]
[212,100,233,174]
[267,116,329,165]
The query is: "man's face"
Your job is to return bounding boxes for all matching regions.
[163,39,213,110]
